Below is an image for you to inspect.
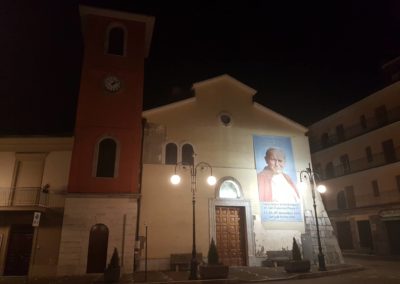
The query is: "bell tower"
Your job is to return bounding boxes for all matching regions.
[58,5,154,276]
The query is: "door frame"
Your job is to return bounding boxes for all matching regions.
[208,198,255,266]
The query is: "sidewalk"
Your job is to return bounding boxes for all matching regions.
[0,263,364,284]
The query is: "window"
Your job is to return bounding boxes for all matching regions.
[321,133,329,147]
[365,146,373,163]
[107,26,125,55]
[217,177,242,199]
[181,144,194,165]
[325,162,334,179]
[336,124,345,142]
[314,163,322,177]
[360,115,367,130]
[345,186,356,208]
[371,180,380,197]
[96,138,117,178]
[337,191,347,209]
[382,139,396,163]
[165,143,178,165]
[218,112,232,126]
[396,175,400,192]
[164,142,195,165]
[340,154,351,174]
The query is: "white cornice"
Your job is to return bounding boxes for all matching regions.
[192,74,257,96]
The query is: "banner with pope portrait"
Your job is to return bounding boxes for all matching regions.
[253,135,302,222]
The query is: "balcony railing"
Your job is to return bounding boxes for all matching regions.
[320,146,400,180]
[0,187,65,209]
[309,105,400,153]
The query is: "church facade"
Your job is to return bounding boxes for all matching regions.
[139,74,343,270]
[0,5,343,279]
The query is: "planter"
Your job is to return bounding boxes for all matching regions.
[199,264,229,279]
[104,267,121,283]
[284,260,311,273]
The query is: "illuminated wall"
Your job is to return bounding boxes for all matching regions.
[139,74,340,269]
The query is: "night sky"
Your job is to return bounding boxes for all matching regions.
[1,1,399,135]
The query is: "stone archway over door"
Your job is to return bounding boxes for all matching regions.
[215,206,247,266]
[87,224,109,273]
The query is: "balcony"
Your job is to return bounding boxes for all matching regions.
[0,187,65,211]
[320,146,400,180]
[309,105,400,153]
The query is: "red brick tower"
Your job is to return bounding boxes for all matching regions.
[58,5,154,276]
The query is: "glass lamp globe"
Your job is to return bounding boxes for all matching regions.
[170,174,181,185]
[207,176,217,186]
[317,184,327,193]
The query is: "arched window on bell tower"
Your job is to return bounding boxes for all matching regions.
[106,24,126,56]
[95,137,119,178]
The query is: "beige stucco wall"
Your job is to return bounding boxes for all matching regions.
[0,137,72,277]
[140,75,326,269]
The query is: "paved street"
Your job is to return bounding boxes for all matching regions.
[1,255,399,284]
[257,256,400,284]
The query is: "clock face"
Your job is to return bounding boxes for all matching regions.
[104,75,121,93]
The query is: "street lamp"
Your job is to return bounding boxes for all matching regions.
[170,161,216,280]
[300,163,327,271]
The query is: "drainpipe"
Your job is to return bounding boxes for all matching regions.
[134,117,147,272]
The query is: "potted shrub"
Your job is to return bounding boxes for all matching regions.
[199,238,229,279]
[284,237,311,273]
[104,247,121,283]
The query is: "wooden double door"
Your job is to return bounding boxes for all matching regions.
[215,206,247,266]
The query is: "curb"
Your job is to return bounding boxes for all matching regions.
[292,264,365,280]
[131,265,366,283]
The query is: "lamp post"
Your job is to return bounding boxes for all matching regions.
[300,163,327,271]
[170,161,216,280]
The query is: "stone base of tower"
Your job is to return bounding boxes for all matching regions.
[57,194,138,276]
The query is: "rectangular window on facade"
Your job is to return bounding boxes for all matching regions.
[360,115,367,130]
[365,146,373,163]
[396,175,400,193]
[336,124,345,142]
[340,154,351,174]
[372,180,380,197]
[345,186,356,208]
[382,139,396,164]
[321,133,329,148]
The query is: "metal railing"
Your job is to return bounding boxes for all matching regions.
[0,187,66,208]
[309,105,400,153]
[320,146,400,180]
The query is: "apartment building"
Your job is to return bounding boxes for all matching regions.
[308,70,400,255]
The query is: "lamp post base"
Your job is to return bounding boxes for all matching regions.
[318,253,326,271]
[189,257,198,280]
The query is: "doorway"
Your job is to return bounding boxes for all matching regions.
[357,220,373,250]
[385,220,400,255]
[336,221,354,249]
[215,206,246,266]
[4,225,34,276]
[87,224,109,273]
